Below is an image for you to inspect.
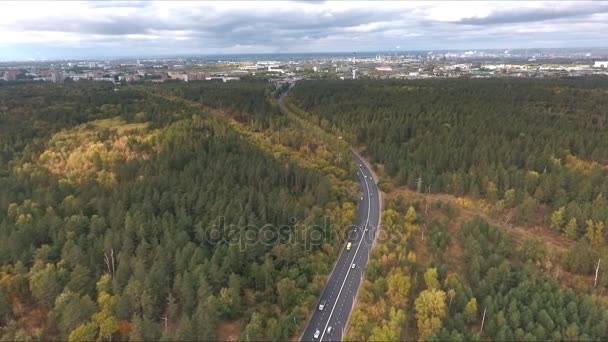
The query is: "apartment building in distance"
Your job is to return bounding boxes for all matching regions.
[3,69,19,81]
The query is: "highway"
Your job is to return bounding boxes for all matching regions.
[276,83,381,341]
[300,153,381,341]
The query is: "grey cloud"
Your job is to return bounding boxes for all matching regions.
[13,4,402,43]
[181,6,403,36]
[458,3,608,25]
[77,20,161,36]
[2,1,607,60]
[13,4,406,49]
[15,17,172,36]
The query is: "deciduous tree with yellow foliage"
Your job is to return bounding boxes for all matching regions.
[414,288,447,340]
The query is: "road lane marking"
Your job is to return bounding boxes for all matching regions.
[319,160,372,341]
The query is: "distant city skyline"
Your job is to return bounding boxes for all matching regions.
[1,1,607,61]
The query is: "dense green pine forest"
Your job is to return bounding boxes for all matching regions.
[345,195,608,341]
[433,217,608,341]
[287,78,608,340]
[0,80,354,340]
[4,77,608,341]
[289,78,608,244]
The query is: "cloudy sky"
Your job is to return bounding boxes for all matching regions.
[0,1,607,60]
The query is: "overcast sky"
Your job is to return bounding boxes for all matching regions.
[1,1,607,60]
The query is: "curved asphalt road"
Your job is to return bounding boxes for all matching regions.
[276,82,381,341]
[300,154,381,342]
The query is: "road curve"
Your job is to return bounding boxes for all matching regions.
[276,83,381,341]
[300,153,381,341]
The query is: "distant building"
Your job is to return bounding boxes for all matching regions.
[168,72,188,81]
[118,75,142,82]
[375,66,392,71]
[239,65,259,71]
[594,61,608,68]
[3,69,19,81]
[50,70,64,83]
[267,66,284,74]
[205,76,240,82]
[185,72,207,82]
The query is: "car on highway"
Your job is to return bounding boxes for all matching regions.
[314,329,320,339]
[327,326,333,334]
[318,300,327,311]
[346,242,352,251]
[351,263,356,269]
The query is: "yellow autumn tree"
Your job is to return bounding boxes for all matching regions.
[565,217,578,240]
[415,288,447,340]
[404,206,419,236]
[423,268,440,290]
[93,292,119,340]
[464,297,478,323]
[345,307,370,341]
[68,323,97,342]
[369,308,406,341]
[585,219,605,248]
[550,207,565,231]
[387,269,411,308]
[383,209,400,232]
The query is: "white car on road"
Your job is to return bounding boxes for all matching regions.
[318,300,327,311]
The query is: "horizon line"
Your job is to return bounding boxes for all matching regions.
[1,46,608,63]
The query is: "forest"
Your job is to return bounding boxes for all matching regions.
[4,76,608,341]
[284,77,608,340]
[288,78,608,276]
[344,194,608,340]
[437,217,608,341]
[0,79,355,340]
